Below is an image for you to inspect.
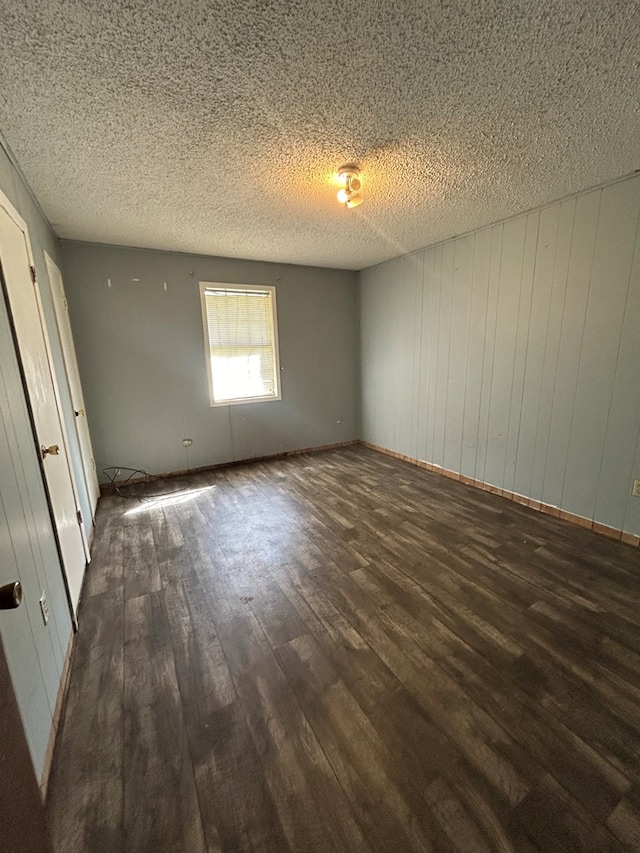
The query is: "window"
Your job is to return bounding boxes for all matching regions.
[200,282,281,406]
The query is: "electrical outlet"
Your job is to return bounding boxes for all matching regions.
[39,592,49,626]
[633,479,640,497]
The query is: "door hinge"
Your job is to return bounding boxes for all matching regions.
[76,509,83,526]
[30,265,36,284]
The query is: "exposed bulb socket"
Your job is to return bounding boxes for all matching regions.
[336,164,363,208]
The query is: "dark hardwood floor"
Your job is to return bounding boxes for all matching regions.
[46,445,640,852]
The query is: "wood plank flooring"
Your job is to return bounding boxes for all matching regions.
[46,445,640,852]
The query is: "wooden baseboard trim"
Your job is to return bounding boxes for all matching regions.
[100,440,359,494]
[359,441,640,548]
[39,631,74,800]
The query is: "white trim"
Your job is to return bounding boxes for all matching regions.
[44,251,100,519]
[0,189,84,620]
[199,281,282,407]
[32,275,91,561]
[0,188,32,257]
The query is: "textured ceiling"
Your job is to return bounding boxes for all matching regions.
[1,1,639,270]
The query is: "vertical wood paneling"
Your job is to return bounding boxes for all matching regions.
[359,264,381,442]
[541,191,600,509]
[0,455,52,771]
[503,213,539,493]
[561,180,640,520]
[367,265,386,444]
[623,428,640,535]
[460,230,491,479]
[410,253,424,462]
[0,300,69,776]
[0,329,69,664]
[396,256,419,457]
[484,216,527,488]
[382,258,398,452]
[375,260,393,452]
[359,173,640,536]
[511,206,558,499]
[527,199,575,502]
[379,259,399,452]
[433,243,453,467]
[425,246,442,465]
[443,235,473,475]
[415,250,429,464]
[475,225,503,484]
[594,204,640,529]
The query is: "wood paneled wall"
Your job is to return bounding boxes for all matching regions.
[360,174,640,537]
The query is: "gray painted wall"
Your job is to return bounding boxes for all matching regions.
[360,173,640,536]
[60,242,358,480]
[0,143,73,778]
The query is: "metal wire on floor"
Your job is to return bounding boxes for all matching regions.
[102,466,191,502]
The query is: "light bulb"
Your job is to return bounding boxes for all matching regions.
[335,164,363,207]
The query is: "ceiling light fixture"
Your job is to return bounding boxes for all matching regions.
[336,165,363,209]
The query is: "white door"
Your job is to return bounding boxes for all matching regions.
[44,253,100,519]
[0,195,86,616]
[32,275,91,564]
[0,281,73,784]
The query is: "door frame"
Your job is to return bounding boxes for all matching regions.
[31,273,91,562]
[0,188,85,621]
[44,251,100,518]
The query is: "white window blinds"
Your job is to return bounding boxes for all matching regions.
[201,284,280,404]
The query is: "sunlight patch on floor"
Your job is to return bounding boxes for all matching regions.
[124,485,215,516]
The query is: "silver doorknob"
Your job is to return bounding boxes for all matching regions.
[41,444,60,459]
[0,581,22,609]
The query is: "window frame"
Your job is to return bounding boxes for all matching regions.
[199,281,282,407]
